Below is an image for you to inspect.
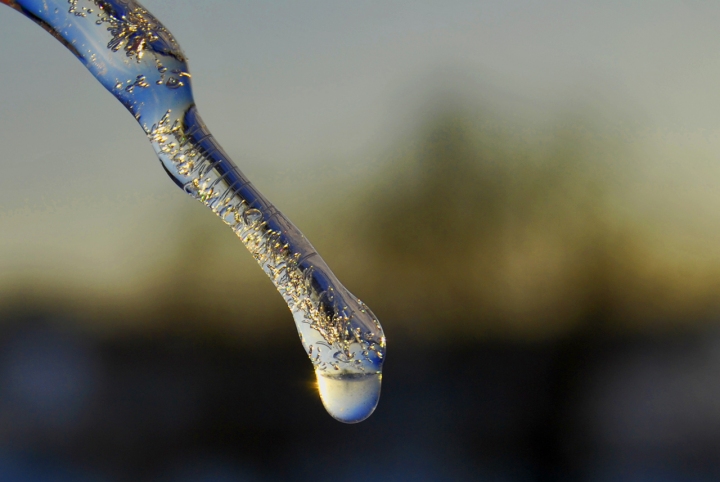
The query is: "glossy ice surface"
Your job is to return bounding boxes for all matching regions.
[1,0,385,423]
[316,371,382,424]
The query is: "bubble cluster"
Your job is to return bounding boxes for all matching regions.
[147,108,386,382]
[69,0,185,61]
[3,0,386,423]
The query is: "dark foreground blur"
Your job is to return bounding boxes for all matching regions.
[2,104,720,481]
[1,312,719,482]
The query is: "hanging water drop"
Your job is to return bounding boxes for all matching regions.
[1,0,386,424]
[316,371,382,424]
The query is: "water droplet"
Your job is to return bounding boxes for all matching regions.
[316,371,381,424]
[8,0,385,424]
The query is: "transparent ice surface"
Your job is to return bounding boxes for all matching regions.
[1,0,385,423]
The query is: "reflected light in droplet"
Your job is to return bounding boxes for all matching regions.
[316,370,381,424]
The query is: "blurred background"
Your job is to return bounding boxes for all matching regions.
[2,0,720,480]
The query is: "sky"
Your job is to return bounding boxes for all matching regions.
[2,0,720,300]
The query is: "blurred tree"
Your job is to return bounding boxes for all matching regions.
[356,105,633,340]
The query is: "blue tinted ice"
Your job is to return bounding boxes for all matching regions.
[1,0,385,423]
